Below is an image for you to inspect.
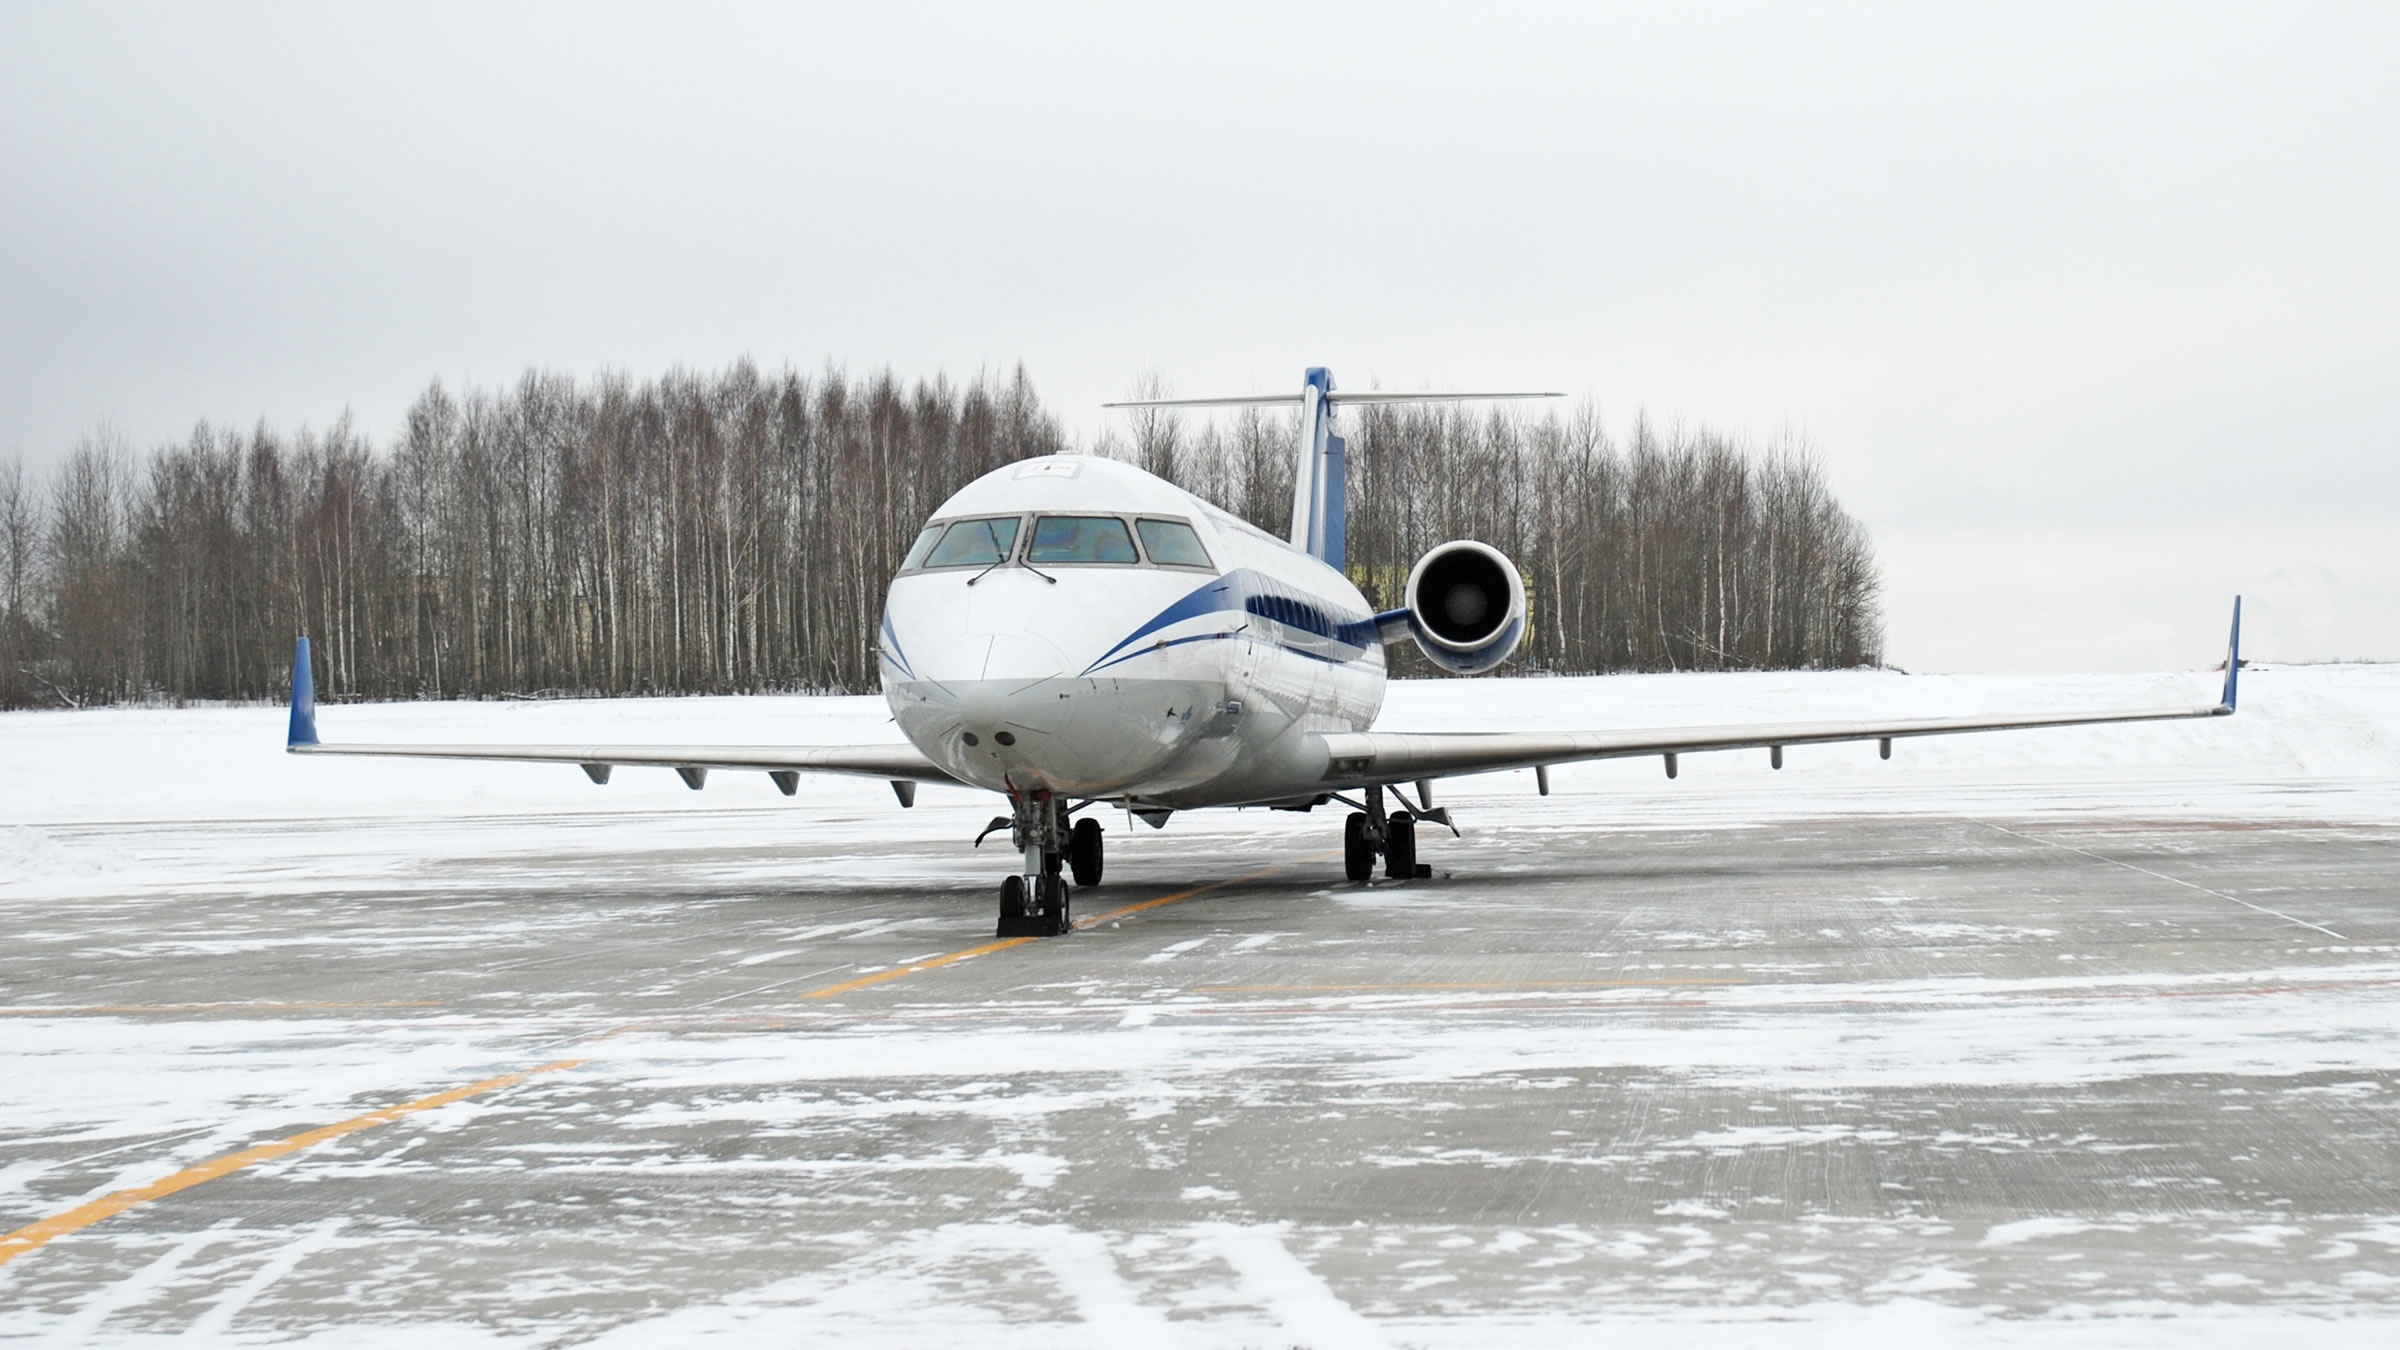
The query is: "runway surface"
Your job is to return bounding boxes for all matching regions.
[5,668,2400,1344]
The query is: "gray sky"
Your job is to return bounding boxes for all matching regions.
[4,2,2394,673]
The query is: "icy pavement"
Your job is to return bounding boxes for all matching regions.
[3,664,2400,1345]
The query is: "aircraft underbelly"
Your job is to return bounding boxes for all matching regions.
[890,671,1237,796]
[884,631,1383,803]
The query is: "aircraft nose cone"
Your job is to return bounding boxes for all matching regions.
[922,632,1071,688]
[960,684,1005,733]
[920,632,1069,739]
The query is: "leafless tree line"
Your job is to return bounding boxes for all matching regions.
[1116,399,1883,675]
[0,364,1879,709]
[0,364,1063,707]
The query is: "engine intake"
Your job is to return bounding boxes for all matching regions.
[1403,540,1526,674]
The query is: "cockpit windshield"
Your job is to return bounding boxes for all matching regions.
[899,523,945,570]
[1136,518,1213,569]
[1026,515,1139,565]
[921,516,1020,568]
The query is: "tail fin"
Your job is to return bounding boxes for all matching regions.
[1292,368,1345,567]
[288,636,319,747]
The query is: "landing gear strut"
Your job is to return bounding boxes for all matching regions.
[996,790,1075,938]
[1343,784,1431,883]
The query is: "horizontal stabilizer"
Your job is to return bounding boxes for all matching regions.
[1102,390,1563,409]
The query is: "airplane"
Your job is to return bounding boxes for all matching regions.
[286,366,2242,938]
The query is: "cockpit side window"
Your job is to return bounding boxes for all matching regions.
[899,523,945,571]
[1135,518,1214,569]
[1026,515,1139,565]
[921,516,1020,568]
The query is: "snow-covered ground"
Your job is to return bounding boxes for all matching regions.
[2,663,2398,1346]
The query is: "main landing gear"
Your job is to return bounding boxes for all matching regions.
[990,791,1102,938]
[1344,783,1434,883]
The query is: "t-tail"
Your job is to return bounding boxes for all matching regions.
[1293,367,1345,566]
[1103,369,1563,571]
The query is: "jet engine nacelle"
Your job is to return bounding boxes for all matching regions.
[1403,540,1527,675]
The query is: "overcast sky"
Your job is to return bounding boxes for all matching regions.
[3,2,2393,673]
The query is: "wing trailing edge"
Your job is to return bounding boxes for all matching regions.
[1314,598,2244,787]
[282,636,954,787]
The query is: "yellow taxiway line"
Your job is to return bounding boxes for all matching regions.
[0,856,1311,1269]
[1,1001,442,1016]
[799,937,1039,999]
[0,1058,585,1271]
[797,855,1322,1000]
[1195,978,1746,994]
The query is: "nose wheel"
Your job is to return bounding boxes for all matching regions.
[996,790,1076,937]
[998,873,1071,937]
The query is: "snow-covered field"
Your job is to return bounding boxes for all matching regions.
[3,663,2399,1347]
[7,661,2397,888]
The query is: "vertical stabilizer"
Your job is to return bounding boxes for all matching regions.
[1287,367,1347,569]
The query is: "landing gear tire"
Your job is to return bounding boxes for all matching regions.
[1068,817,1104,887]
[1384,811,1417,881]
[999,858,1077,936]
[999,872,1073,938]
[1038,873,1072,936]
[1344,812,1374,882]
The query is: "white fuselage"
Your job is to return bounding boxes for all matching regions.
[879,456,1384,809]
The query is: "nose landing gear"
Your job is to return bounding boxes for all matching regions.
[996,790,1079,938]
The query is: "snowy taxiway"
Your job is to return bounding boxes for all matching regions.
[4,665,2400,1346]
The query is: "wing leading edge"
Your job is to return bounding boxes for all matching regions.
[1315,599,2242,788]
[283,638,956,794]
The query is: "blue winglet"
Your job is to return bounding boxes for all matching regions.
[2218,596,2242,713]
[287,636,319,747]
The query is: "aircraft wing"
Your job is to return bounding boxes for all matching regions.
[282,640,956,793]
[1316,600,2242,790]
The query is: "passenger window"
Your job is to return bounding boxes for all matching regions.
[923,516,1020,568]
[900,523,945,571]
[1136,518,1214,569]
[1027,515,1138,565]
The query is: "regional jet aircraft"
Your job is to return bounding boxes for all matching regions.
[287,367,2241,937]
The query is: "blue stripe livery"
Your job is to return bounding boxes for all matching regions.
[1080,568,1381,676]
[880,608,917,680]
